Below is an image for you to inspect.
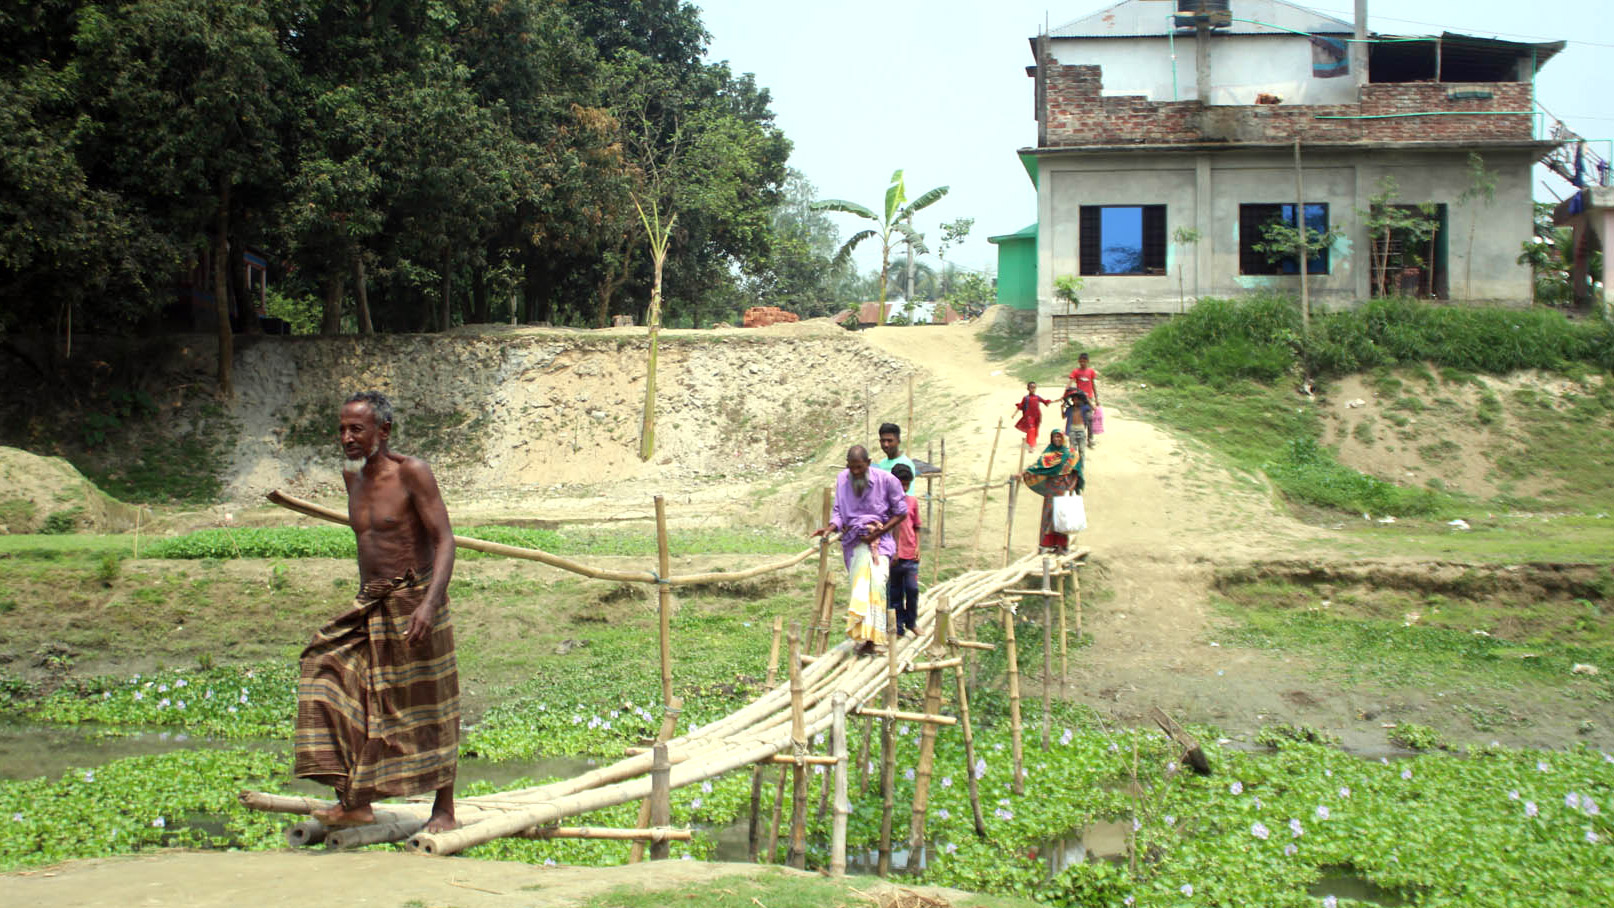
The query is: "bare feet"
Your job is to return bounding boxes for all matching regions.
[311,803,375,828]
[424,810,459,834]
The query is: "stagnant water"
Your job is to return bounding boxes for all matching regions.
[0,722,593,791]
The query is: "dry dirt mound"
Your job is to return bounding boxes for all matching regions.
[0,447,148,534]
[1320,371,1609,501]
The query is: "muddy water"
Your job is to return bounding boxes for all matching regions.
[0,723,594,790]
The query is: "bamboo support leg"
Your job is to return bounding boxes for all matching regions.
[1003,604,1024,796]
[905,603,949,874]
[1041,557,1053,753]
[746,618,784,862]
[1073,568,1083,640]
[1001,478,1019,569]
[766,765,787,864]
[970,420,1003,571]
[937,438,947,557]
[631,696,683,863]
[786,622,809,870]
[1057,573,1068,695]
[877,608,899,876]
[328,818,424,850]
[830,691,850,877]
[952,658,987,837]
[811,489,832,653]
[649,743,671,860]
[858,715,875,797]
[655,496,674,707]
[285,819,326,848]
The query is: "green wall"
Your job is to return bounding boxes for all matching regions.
[989,224,1038,310]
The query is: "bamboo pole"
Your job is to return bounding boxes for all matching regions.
[1041,558,1053,753]
[905,658,964,673]
[1073,566,1083,640]
[1003,602,1025,796]
[631,696,682,863]
[265,490,825,588]
[830,691,850,878]
[877,607,900,876]
[655,495,674,707]
[1057,573,1068,695]
[814,577,838,657]
[521,826,691,842]
[938,437,947,553]
[858,715,875,797]
[907,376,914,443]
[1001,477,1020,569]
[327,818,424,850]
[747,618,784,861]
[786,622,809,870]
[649,743,671,860]
[285,819,326,847]
[766,758,787,863]
[970,420,1003,570]
[811,488,832,651]
[925,441,935,534]
[856,708,957,726]
[950,621,988,838]
[905,601,949,874]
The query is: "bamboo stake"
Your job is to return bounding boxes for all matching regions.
[905,658,964,673]
[766,758,787,863]
[521,826,691,842]
[877,607,900,876]
[1001,477,1020,568]
[925,441,935,534]
[631,696,682,863]
[905,601,949,874]
[1057,573,1068,695]
[938,437,947,553]
[856,708,957,726]
[814,576,838,657]
[1041,558,1053,753]
[950,624,988,838]
[907,376,914,444]
[1003,603,1025,795]
[655,495,674,707]
[1073,566,1083,640]
[970,419,1003,570]
[786,622,809,870]
[811,488,832,651]
[831,691,850,877]
[747,618,784,861]
[858,715,874,797]
[649,743,671,860]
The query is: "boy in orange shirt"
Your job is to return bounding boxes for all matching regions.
[886,464,922,638]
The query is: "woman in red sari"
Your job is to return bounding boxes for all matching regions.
[1020,429,1083,553]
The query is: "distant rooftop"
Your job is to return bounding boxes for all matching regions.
[1049,0,1352,39]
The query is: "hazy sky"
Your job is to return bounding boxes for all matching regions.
[696,0,1613,275]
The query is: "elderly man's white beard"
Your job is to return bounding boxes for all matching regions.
[851,474,869,496]
[344,440,379,472]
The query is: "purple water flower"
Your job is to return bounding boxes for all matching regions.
[1585,798,1601,817]
[1567,792,1582,810]
[973,758,987,779]
[1508,790,1520,801]
[700,781,713,793]
[1059,728,1073,746]
[1164,815,1176,826]
[1401,768,1413,781]
[542,858,556,866]
[1229,781,1244,795]
[1124,897,1135,907]
[943,842,958,854]
[1338,787,1351,799]
[151,817,166,828]
[1132,817,1142,832]
[940,776,953,788]
[133,691,144,701]
[1253,796,1264,809]
[174,679,187,688]
[158,698,171,709]
[1588,830,1601,844]
[1108,742,1119,753]
[158,683,169,693]
[690,798,702,809]
[1524,801,1539,818]
[10,813,22,822]
[1180,883,1194,897]
[227,705,238,714]
[937,808,950,820]
[1283,843,1298,857]
[904,768,915,781]
[1289,819,1304,838]
[82,771,95,783]
[1316,805,1331,821]
[994,807,1014,821]
[1537,760,1551,772]
[1323,896,1338,908]
[1250,821,1270,840]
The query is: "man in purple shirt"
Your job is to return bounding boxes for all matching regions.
[812,446,908,655]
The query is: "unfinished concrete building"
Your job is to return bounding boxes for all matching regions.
[1015,0,1564,351]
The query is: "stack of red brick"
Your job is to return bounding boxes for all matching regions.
[742,306,800,328]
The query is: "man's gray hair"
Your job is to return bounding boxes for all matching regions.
[345,391,394,428]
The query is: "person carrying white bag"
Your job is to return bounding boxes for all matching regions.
[1020,429,1085,554]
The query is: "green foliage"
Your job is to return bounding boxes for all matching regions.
[1388,723,1449,751]
[1255,724,1341,748]
[1053,274,1083,312]
[1110,295,1302,386]
[1266,437,1454,517]
[813,169,950,319]
[39,508,81,535]
[142,525,804,561]
[0,748,290,871]
[27,663,299,739]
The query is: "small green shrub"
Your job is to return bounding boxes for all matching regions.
[1388,722,1449,751]
[1265,437,1453,517]
[96,553,121,585]
[1352,419,1376,446]
[40,508,81,535]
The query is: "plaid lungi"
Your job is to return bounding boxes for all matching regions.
[295,570,459,806]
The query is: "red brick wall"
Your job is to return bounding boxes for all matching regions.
[1042,64,1534,147]
[742,306,800,328]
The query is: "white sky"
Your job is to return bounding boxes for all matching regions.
[696,0,1614,275]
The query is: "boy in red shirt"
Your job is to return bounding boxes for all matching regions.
[886,463,922,637]
[1067,353,1100,447]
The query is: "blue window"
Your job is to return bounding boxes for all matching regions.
[1079,205,1166,276]
[1239,203,1331,274]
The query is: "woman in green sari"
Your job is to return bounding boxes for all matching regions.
[1020,429,1083,553]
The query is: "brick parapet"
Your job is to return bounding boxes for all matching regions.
[1042,64,1534,148]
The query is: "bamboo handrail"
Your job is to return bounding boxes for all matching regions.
[266,489,831,587]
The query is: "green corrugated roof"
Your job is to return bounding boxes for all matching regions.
[988,222,1038,244]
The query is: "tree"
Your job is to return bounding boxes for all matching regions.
[936,217,974,298]
[1359,176,1440,298]
[1170,227,1202,313]
[950,271,994,317]
[813,170,948,324]
[748,169,842,315]
[1459,152,1498,300]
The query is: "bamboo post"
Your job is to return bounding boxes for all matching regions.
[950,621,988,837]
[938,437,947,552]
[747,619,784,861]
[831,691,850,877]
[786,622,809,870]
[905,600,949,874]
[631,695,683,862]
[907,376,914,443]
[1003,602,1025,795]
[877,607,900,876]
[811,488,832,651]
[1057,573,1068,695]
[815,577,838,657]
[1073,565,1083,640]
[133,508,142,559]
[1001,477,1020,569]
[1041,557,1053,752]
[858,715,874,797]
[931,440,944,587]
[654,495,674,707]
[970,419,1003,570]
[925,441,935,533]
[649,742,671,860]
[766,760,787,863]
[285,819,326,847]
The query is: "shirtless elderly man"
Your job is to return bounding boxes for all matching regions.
[299,391,460,833]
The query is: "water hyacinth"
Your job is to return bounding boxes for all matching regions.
[1230,781,1244,795]
[1588,830,1601,844]
[1525,801,1539,818]
[1316,805,1331,820]
[1289,818,1304,838]
[1181,883,1194,897]
[1250,821,1270,840]
[1567,792,1581,810]
[1059,727,1073,746]
[940,775,952,788]
[1338,786,1350,799]
[1537,761,1552,772]
[994,807,1014,821]
[1401,768,1413,780]
[1323,896,1338,908]
[973,758,987,779]
[1283,843,1298,857]
[151,817,165,828]
[904,768,915,781]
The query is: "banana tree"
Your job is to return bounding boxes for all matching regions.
[813,170,948,324]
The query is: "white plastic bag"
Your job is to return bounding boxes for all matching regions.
[1053,493,1087,534]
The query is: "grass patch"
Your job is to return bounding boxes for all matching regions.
[580,873,1038,908]
[142,525,805,560]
